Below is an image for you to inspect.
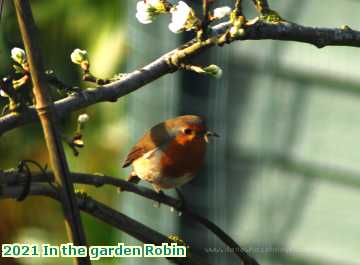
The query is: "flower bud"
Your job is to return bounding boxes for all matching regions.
[70,49,89,65]
[78,113,90,124]
[203,64,223,79]
[11,47,27,65]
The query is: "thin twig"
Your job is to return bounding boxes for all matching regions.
[251,0,270,14]
[200,0,211,40]
[235,0,243,16]
[13,1,90,264]
[1,184,211,265]
[1,170,260,265]
[1,20,360,135]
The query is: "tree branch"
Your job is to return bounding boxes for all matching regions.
[2,20,360,135]
[234,0,243,17]
[0,183,209,265]
[1,170,260,265]
[200,0,212,40]
[13,2,90,265]
[251,0,270,15]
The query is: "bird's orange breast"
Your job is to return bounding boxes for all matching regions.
[160,135,206,179]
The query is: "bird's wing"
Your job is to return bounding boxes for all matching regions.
[122,122,173,168]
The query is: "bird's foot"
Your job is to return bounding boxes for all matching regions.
[153,189,166,208]
[118,174,141,192]
[175,188,186,210]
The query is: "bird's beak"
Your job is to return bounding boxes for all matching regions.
[204,131,219,143]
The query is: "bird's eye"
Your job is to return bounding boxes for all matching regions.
[184,128,192,135]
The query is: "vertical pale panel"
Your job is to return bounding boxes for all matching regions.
[115,2,179,265]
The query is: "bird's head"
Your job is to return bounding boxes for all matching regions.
[166,115,219,144]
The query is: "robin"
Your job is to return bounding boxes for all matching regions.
[122,115,218,193]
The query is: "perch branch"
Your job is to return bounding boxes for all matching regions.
[0,183,209,265]
[13,1,90,265]
[1,170,259,265]
[1,20,360,135]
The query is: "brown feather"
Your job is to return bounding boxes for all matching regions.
[122,121,173,168]
[160,132,206,178]
[122,115,207,168]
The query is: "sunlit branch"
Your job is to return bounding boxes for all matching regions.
[1,20,360,136]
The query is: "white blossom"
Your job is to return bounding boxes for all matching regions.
[11,47,27,65]
[78,113,90,124]
[168,1,197,33]
[213,6,232,19]
[136,1,155,24]
[70,49,88,65]
[135,0,166,24]
[147,0,163,6]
